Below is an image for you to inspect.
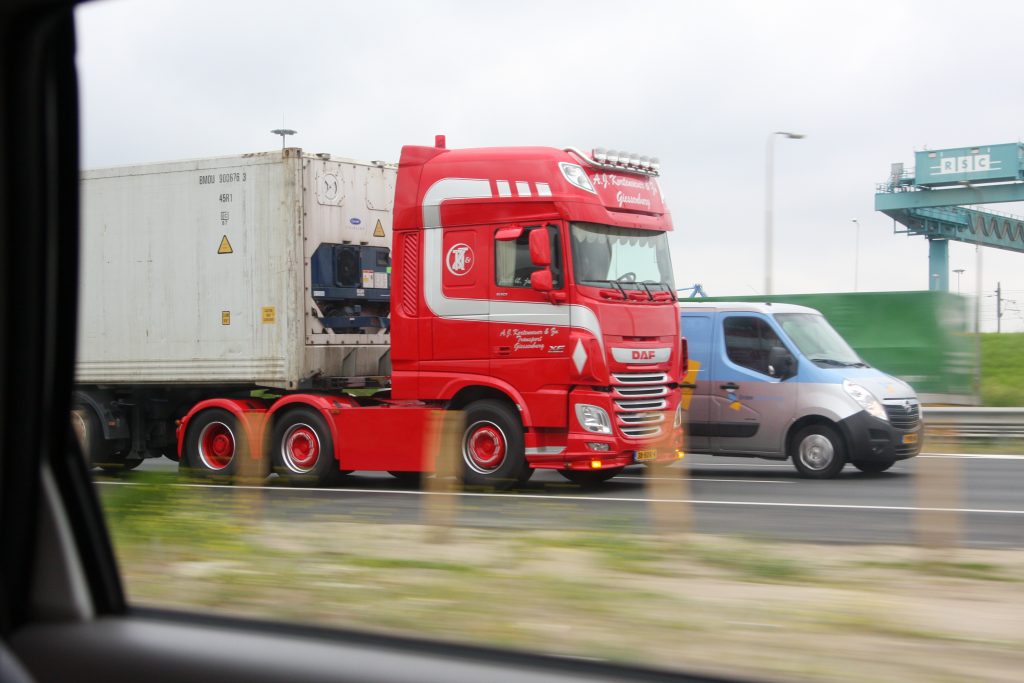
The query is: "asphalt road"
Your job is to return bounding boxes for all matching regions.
[96,452,1024,548]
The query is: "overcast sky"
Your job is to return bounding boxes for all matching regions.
[74,0,1024,331]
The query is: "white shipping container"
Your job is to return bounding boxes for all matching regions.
[76,149,396,389]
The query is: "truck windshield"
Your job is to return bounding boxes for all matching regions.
[775,313,866,367]
[570,222,675,293]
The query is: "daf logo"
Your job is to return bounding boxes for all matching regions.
[610,347,670,364]
[445,243,474,276]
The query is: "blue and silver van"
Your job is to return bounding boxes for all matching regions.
[680,302,922,478]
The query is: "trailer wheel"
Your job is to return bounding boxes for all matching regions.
[558,467,624,487]
[271,407,342,487]
[460,400,529,490]
[790,424,846,479]
[182,408,242,478]
[71,404,124,469]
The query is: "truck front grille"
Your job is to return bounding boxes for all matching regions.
[611,372,673,439]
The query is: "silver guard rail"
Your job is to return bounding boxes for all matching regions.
[922,407,1024,440]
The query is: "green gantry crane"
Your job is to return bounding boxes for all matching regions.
[874,143,1024,291]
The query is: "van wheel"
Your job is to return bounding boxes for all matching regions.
[460,400,529,490]
[790,424,846,479]
[182,408,242,478]
[271,407,342,487]
[559,467,624,487]
[853,459,895,474]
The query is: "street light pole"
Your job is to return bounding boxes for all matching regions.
[764,131,805,295]
[851,219,860,292]
[953,268,965,295]
[271,128,297,150]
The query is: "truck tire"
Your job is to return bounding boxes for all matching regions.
[71,406,105,468]
[181,408,242,478]
[271,407,343,487]
[790,424,846,479]
[558,467,624,487]
[71,404,124,469]
[460,400,530,490]
[853,459,895,474]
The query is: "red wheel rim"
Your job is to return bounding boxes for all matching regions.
[281,423,320,473]
[198,421,235,470]
[463,421,507,474]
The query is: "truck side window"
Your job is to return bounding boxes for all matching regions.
[495,224,562,289]
[723,316,785,376]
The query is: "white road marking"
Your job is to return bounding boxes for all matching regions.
[920,453,1024,460]
[94,481,1024,515]
[683,463,789,468]
[682,453,1024,465]
[617,476,793,484]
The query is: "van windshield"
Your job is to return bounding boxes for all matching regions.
[570,222,675,294]
[775,313,866,367]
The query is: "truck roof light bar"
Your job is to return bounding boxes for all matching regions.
[564,147,660,177]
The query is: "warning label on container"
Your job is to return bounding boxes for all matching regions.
[218,235,233,254]
[261,307,276,324]
[373,219,386,238]
[221,311,231,325]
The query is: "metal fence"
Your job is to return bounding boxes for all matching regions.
[922,407,1024,441]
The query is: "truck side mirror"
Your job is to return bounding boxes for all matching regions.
[529,229,551,267]
[767,346,796,379]
[531,269,553,293]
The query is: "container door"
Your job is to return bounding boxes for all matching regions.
[711,314,796,455]
[680,313,714,453]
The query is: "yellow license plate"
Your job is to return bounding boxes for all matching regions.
[902,433,919,444]
[635,449,658,462]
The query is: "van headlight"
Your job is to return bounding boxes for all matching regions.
[575,404,612,434]
[842,379,888,422]
[674,403,683,428]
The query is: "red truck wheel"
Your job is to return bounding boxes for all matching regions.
[181,408,241,478]
[460,400,529,489]
[271,407,342,487]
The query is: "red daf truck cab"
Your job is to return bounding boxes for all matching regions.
[389,140,683,486]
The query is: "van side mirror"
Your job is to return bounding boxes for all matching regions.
[529,229,551,267]
[767,346,796,379]
[530,269,553,293]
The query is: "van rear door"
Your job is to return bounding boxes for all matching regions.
[680,312,714,452]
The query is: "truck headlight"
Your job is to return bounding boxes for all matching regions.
[674,403,683,428]
[575,404,612,434]
[842,379,888,422]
